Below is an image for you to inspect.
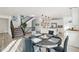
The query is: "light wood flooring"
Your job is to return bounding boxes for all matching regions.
[0,33,13,51]
[0,32,32,52]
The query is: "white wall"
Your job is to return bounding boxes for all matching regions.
[63,16,72,31]
[27,18,35,27]
[0,7,70,18]
[32,17,64,34]
[32,17,42,31]
[0,18,8,33]
[12,16,21,28]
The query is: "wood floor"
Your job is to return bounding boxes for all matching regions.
[0,32,32,52]
[0,33,13,51]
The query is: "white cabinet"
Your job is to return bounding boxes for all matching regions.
[72,8,79,26]
[67,31,79,52]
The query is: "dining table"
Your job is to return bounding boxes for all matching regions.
[31,33,62,52]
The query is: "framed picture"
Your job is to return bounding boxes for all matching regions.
[58,25,63,28]
[35,23,39,26]
[50,23,57,28]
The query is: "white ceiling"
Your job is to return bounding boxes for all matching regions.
[0,7,71,18]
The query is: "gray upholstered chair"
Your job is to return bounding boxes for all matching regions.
[25,37,34,52]
[52,36,69,52]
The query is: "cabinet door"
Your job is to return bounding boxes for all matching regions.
[67,31,79,52]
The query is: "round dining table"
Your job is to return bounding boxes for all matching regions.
[31,34,62,52]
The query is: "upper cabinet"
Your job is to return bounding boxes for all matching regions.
[72,8,79,26]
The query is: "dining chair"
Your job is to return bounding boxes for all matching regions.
[25,37,34,52]
[50,36,62,46]
[51,36,69,52]
[49,30,54,35]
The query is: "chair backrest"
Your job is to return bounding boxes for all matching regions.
[25,38,34,52]
[63,36,69,52]
[49,30,54,35]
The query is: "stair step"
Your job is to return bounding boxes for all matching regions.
[14,27,24,37]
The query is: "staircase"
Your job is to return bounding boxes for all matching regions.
[14,27,24,37]
[11,16,35,38]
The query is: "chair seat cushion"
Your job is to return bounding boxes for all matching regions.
[53,46,64,52]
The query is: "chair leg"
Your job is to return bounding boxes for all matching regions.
[39,47,41,52]
[46,48,50,52]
